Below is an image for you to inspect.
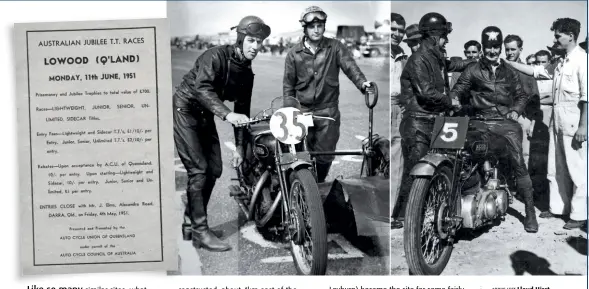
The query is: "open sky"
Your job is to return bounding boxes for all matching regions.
[168,1,390,37]
[392,1,587,59]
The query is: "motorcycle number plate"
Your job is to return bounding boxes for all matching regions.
[269,107,311,145]
[430,116,470,149]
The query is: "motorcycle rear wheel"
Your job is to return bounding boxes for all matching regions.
[288,168,328,275]
[404,165,454,275]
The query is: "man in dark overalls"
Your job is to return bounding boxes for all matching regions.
[173,16,271,251]
[283,6,374,183]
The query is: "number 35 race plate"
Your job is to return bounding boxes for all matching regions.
[430,116,470,149]
[269,107,313,145]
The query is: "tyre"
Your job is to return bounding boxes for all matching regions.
[404,165,455,275]
[288,168,328,275]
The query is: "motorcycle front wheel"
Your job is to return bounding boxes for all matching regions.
[404,165,455,275]
[288,168,328,275]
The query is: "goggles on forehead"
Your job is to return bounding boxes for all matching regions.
[302,11,327,24]
[446,22,453,34]
[231,23,271,39]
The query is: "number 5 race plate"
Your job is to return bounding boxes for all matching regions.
[269,107,312,145]
[430,116,470,149]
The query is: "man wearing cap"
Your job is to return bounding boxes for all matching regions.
[403,24,421,53]
[451,26,539,233]
[393,12,460,229]
[283,6,374,183]
[174,16,271,251]
[507,18,587,230]
[389,13,407,227]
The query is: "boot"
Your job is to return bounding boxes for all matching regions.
[192,218,232,252]
[202,177,223,239]
[188,178,231,252]
[316,162,332,183]
[517,177,538,233]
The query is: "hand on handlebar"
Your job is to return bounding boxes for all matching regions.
[225,112,251,127]
[506,111,519,121]
[451,98,462,111]
[362,81,375,94]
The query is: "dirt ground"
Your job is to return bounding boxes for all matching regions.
[390,198,588,275]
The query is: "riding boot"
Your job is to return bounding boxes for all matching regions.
[316,162,332,183]
[390,194,406,229]
[517,176,538,233]
[202,176,223,239]
[188,177,231,252]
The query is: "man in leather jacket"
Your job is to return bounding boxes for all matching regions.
[173,16,271,251]
[283,6,373,182]
[450,26,539,233]
[392,12,473,229]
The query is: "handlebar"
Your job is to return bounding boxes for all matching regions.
[470,117,506,121]
[364,81,378,109]
[231,116,271,127]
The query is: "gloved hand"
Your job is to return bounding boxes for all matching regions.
[362,81,375,94]
[507,111,519,121]
[226,112,250,127]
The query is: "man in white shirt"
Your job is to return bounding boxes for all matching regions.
[390,13,407,228]
[507,18,587,230]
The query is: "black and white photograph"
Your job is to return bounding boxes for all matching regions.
[167,1,390,275]
[390,1,587,276]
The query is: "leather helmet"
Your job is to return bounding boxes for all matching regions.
[418,12,452,37]
[231,15,271,40]
[481,26,503,47]
[299,6,327,27]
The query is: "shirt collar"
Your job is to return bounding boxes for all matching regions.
[480,57,502,69]
[295,36,330,53]
[564,44,583,61]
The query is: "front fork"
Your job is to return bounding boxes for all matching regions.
[275,141,315,241]
[441,151,465,242]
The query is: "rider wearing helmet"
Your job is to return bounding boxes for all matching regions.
[283,6,374,183]
[450,26,538,233]
[393,12,460,229]
[173,16,271,252]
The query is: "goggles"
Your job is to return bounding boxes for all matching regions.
[231,23,271,39]
[420,22,453,35]
[302,11,327,24]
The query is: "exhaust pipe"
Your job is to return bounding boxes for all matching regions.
[257,191,282,227]
[230,171,271,221]
[248,170,270,217]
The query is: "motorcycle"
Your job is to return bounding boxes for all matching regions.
[228,96,329,275]
[403,114,515,275]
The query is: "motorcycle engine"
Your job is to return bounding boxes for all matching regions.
[460,161,509,229]
[250,124,276,164]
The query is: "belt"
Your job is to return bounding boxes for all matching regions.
[553,101,579,107]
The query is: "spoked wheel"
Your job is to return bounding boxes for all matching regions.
[404,166,455,275]
[288,169,327,275]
